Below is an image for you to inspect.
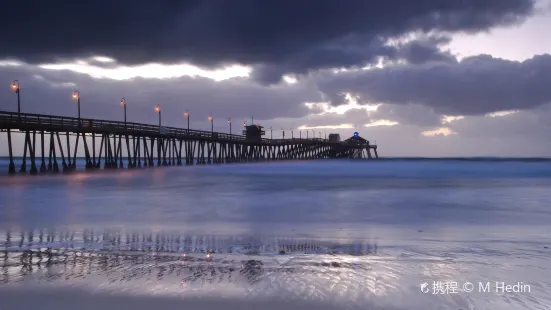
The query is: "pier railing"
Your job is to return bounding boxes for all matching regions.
[0,110,332,145]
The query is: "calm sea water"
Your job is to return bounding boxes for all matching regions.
[1,158,551,310]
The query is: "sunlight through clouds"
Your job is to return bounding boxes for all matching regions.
[0,59,24,67]
[282,75,297,84]
[441,115,465,123]
[38,58,251,81]
[298,124,354,130]
[304,93,381,116]
[323,102,380,115]
[486,110,520,117]
[91,56,116,63]
[421,127,456,136]
[364,120,399,127]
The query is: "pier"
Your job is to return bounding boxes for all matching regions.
[0,110,378,175]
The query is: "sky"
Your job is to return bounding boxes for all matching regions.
[1,0,551,157]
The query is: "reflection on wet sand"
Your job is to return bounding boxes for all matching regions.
[1,229,377,287]
[2,229,551,310]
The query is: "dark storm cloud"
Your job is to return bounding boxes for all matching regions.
[0,0,535,84]
[394,37,457,65]
[250,36,396,85]
[369,104,443,127]
[317,54,551,115]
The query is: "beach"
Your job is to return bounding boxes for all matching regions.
[1,159,550,309]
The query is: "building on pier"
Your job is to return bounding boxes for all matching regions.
[341,132,378,159]
[328,133,341,143]
[345,132,370,146]
[242,124,265,142]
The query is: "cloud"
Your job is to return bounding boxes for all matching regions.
[442,115,465,124]
[2,4,551,159]
[294,101,551,156]
[486,110,520,117]
[447,105,550,139]
[359,105,551,157]
[38,61,251,81]
[366,104,443,127]
[0,0,535,84]
[393,36,457,65]
[364,120,399,128]
[421,127,456,136]
[317,54,551,116]
[0,63,321,131]
[3,59,551,157]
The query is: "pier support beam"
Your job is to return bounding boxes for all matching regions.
[29,131,38,175]
[39,130,47,173]
[7,129,16,175]
[19,130,29,173]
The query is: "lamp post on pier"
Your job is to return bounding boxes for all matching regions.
[228,118,232,135]
[299,130,302,139]
[281,129,285,139]
[11,80,20,118]
[120,98,127,127]
[184,110,190,132]
[208,115,213,133]
[155,105,161,129]
[306,130,309,139]
[72,90,81,126]
[318,131,321,139]
[291,128,294,139]
[269,126,273,139]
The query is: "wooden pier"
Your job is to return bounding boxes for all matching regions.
[0,110,378,175]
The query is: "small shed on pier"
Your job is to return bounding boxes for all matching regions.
[328,133,341,142]
[242,124,266,142]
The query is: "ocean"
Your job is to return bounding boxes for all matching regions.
[1,158,550,310]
